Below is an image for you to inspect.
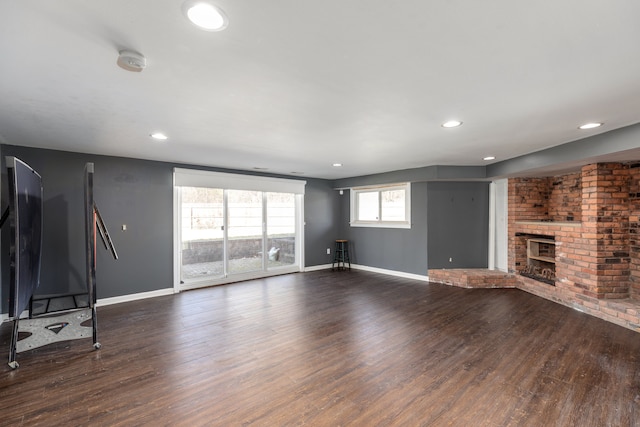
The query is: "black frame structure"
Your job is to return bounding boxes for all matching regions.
[84,162,118,353]
[5,161,117,368]
[6,157,44,368]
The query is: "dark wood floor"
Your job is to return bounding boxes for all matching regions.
[1,270,640,426]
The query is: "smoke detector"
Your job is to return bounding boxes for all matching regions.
[117,50,146,72]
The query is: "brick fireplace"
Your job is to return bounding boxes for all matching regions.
[430,162,640,332]
[509,163,633,299]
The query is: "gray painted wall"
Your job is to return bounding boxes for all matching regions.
[1,146,174,309]
[336,181,488,274]
[426,182,489,269]
[0,145,339,313]
[303,178,341,266]
[338,182,429,276]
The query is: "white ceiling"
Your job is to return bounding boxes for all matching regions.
[2,0,640,180]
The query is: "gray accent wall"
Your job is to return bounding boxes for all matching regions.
[338,182,429,276]
[303,178,341,266]
[0,145,338,314]
[335,181,489,274]
[426,182,489,269]
[1,146,174,308]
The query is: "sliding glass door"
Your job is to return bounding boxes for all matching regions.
[266,192,296,270]
[180,187,224,282]
[227,189,263,275]
[174,169,305,291]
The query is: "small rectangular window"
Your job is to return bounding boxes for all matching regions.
[350,183,411,228]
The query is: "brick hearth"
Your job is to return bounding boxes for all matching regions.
[428,268,640,331]
[427,269,517,289]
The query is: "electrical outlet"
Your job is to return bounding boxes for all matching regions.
[122,224,127,231]
[327,248,331,255]
[449,257,452,262]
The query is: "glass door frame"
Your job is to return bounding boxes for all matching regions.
[173,169,306,292]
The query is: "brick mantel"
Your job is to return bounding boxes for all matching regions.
[514,221,581,227]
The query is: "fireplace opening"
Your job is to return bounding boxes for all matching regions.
[515,234,556,285]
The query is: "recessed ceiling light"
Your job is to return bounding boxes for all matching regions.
[579,122,603,130]
[183,1,228,31]
[442,120,462,128]
[483,156,496,161]
[332,163,343,167]
[150,132,168,140]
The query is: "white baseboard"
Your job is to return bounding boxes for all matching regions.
[303,263,332,272]
[96,288,175,307]
[1,290,174,320]
[304,263,429,282]
[350,264,430,282]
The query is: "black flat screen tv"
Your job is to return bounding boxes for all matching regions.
[6,157,43,318]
